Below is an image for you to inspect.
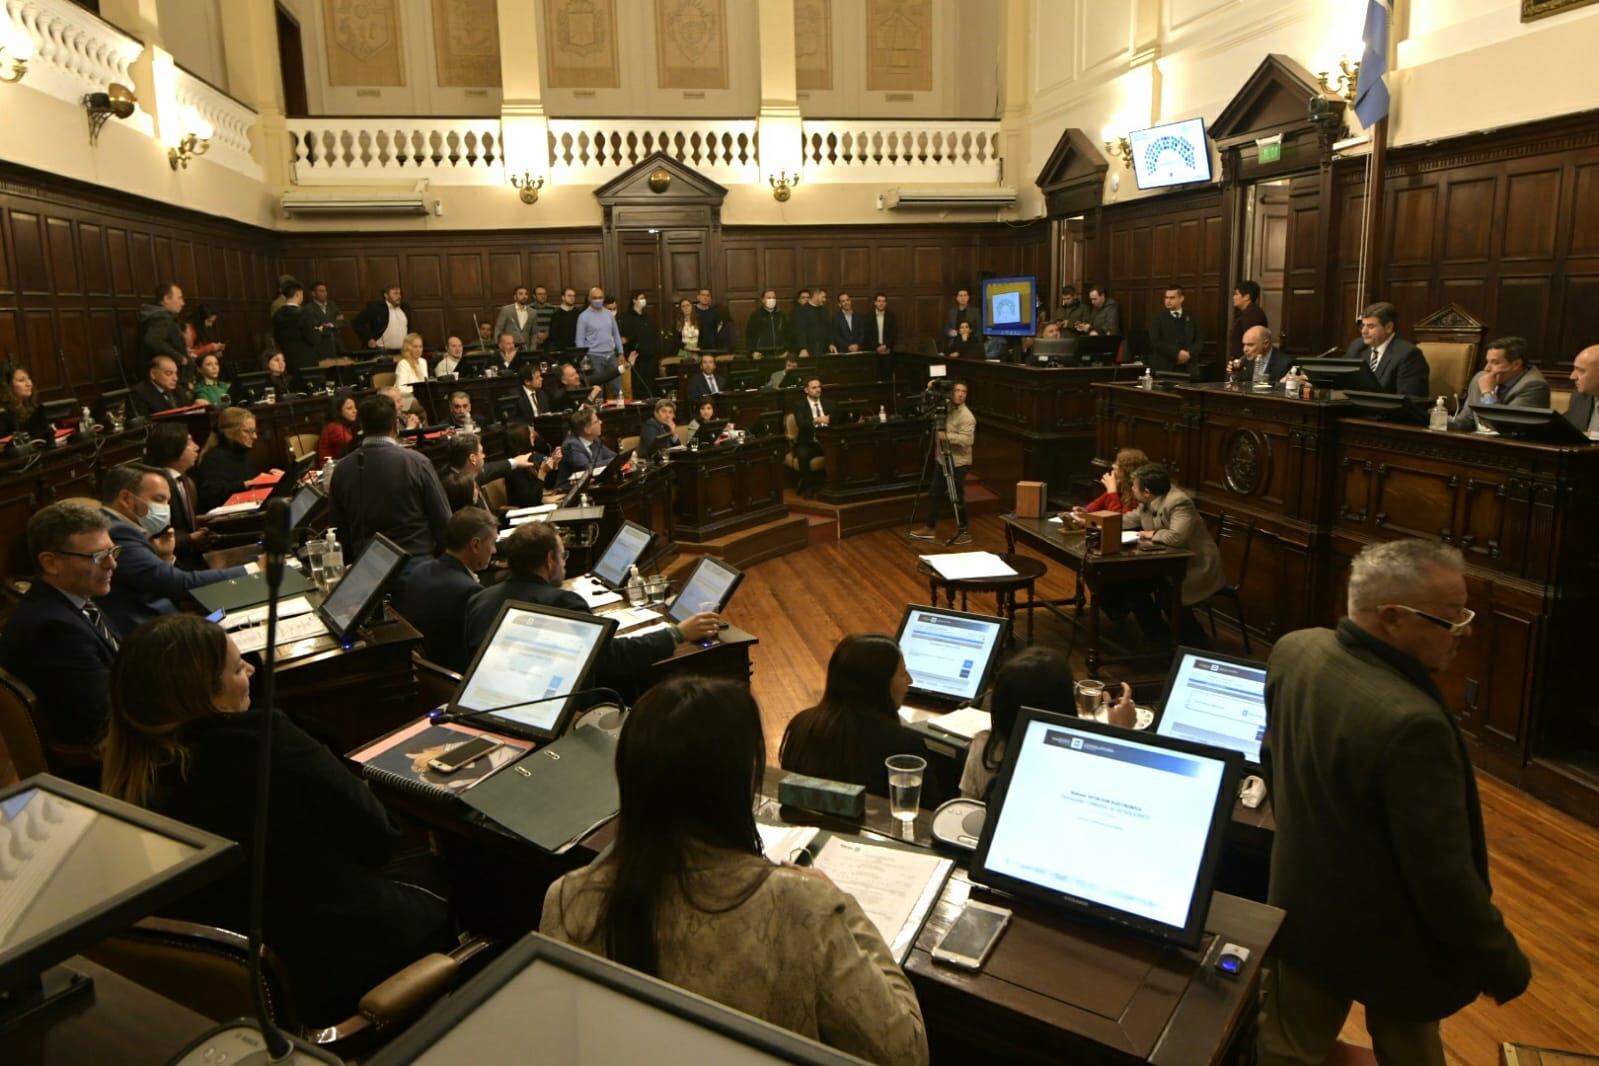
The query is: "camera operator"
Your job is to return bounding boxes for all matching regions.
[909,380,975,545]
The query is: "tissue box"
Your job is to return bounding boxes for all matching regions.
[778,773,866,819]
[1015,481,1047,518]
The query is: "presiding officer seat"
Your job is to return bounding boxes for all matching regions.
[784,412,826,481]
[86,917,493,1057]
[1420,341,1477,401]
[1551,389,1574,415]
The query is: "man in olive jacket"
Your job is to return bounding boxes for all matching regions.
[1256,539,1529,1065]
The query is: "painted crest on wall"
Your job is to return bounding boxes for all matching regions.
[332,0,394,63]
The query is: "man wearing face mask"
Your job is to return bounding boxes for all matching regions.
[97,464,250,634]
[577,286,626,401]
[745,288,792,359]
[618,289,660,399]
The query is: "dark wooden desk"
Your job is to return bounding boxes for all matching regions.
[13,958,213,1066]
[668,435,788,542]
[590,461,676,573]
[670,351,881,403]
[1002,513,1193,678]
[907,876,1283,1065]
[697,382,896,435]
[815,418,930,502]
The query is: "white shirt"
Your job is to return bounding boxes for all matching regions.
[1367,337,1392,370]
[875,312,887,344]
[435,354,461,377]
[523,386,541,415]
[394,356,427,393]
[515,305,529,329]
[379,303,409,350]
[810,399,823,419]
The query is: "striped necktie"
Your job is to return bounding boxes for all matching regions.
[1367,346,1381,372]
[82,602,119,652]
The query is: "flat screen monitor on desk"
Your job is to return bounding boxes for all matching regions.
[1296,358,1365,390]
[971,711,1241,948]
[1470,404,1594,445]
[318,532,408,644]
[894,605,1007,704]
[366,932,860,1065]
[286,481,326,534]
[589,520,652,590]
[0,775,238,998]
[450,602,617,742]
[1028,337,1075,365]
[668,556,743,624]
[1155,647,1268,770]
[1342,390,1430,425]
[1073,335,1120,365]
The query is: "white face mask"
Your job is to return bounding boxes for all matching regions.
[635,299,647,311]
[140,500,171,535]
[763,298,777,310]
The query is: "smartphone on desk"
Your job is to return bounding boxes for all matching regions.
[931,900,1011,971]
[427,737,505,775]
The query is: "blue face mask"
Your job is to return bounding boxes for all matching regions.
[140,500,171,535]
[591,298,605,309]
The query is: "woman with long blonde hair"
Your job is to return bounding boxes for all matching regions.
[394,332,428,393]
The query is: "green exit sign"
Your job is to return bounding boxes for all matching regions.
[1258,140,1282,163]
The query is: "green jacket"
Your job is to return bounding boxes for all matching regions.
[1262,621,1529,1020]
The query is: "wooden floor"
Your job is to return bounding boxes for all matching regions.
[731,513,1599,1066]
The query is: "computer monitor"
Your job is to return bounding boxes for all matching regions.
[668,556,743,624]
[730,368,763,391]
[692,419,728,444]
[458,354,493,379]
[286,482,326,534]
[0,775,238,996]
[1129,117,1213,190]
[1074,335,1121,362]
[37,399,76,431]
[590,447,634,487]
[96,388,133,425]
[560,467,594,507]
[449,602,617,742]
[232,371,268,403]
[316,532,407,644]
[365,932,860,1065]
[495,395,522,425]
[1469,404,1593,444]
[831,400,867,424]
[590,521,652,589]
[300,369,329,394]
[893,605,1007,704]
[269,453,315,500]
[1028,337,1075,365]
[750,410,784,438]
[1155,647,1269,770]
[1342,390,1430,425]
[971,711,1241,948]
[980,276,1038,338]
[1296,358,1365,389]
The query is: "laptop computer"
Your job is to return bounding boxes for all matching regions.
[448,600,618,742]
[893,604,1008,707]
[1153,646,1269,771]
[667,556,743,623]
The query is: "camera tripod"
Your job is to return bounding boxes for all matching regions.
[904,401,968,545]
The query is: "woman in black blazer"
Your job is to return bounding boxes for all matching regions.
[779,633,946,808]
[0,364,51,440]
[195,406,263,512]
[944,320,985,361]
[100,615,454,1025]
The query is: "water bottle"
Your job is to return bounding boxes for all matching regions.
[878,404,888,423]
[625,564,647,607]
[322,528,343,584]
[1429,396,1450,432]
[1140,368,1155,390]
[1284,367,1301,398]
[79,406,94,437]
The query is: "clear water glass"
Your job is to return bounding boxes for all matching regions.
[645,575,668,604]
[1075,680,1106,720]
[886,754,926,823]
[626,581,648,607]
[305,540,325,589]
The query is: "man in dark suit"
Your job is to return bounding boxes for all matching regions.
[304,281,344,363]
[1147,284,1205,377]
[142,422,210,568]
[1227,280,1268,361]
[129,355,195,417]
[138,281,190,374]
[512,362,550,422]
[272,280,320,379]
[792,288,830,357]
[328,394,452,565]
[97,465,248,634]
[462,522,718,692]
[1564,343,1599,438]
[0,501,123,747]
[352,286,412,351]
[792,376,832,497]
[1232,325,1294,389]
[639,398,678,458]
[692,288,722,348]
[1346,302,1430,397]
[686,352,727,404]
[943,288,981,342]
[864,293,898,356]
[390,507,496,671]
[831,293,865,353]
[1257,539,1529,1064]
[556,405,617,490]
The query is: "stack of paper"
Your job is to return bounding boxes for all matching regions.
[925,706,992,741]
[919,551,1017,581]
[808,837,953,963]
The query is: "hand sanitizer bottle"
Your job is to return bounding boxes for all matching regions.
[1141,368,1155,390]
[1429,396,1450,432]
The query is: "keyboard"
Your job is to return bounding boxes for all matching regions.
[232,612,330,654]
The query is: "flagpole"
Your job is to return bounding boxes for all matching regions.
[1360,115,1388,309]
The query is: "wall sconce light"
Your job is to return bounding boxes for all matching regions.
[511,171,544,204]
[769,170,800,202]
[168,110,213,170]
[1318,58,1360,104]
[1102,135,1133,169]
[84,83,138,145]
[0,23,32,83]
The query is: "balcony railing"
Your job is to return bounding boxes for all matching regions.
[801,120,1002,183]
[545,119,759,184]
[170,66,259,179]
[289,119,505,184]
[5,0,152,134]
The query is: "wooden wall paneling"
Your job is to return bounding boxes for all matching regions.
[12,212,47,294]
[45,218,79,295]
[839,246,870,293]
[723,247,758,293]
[174,240,199,299]
[1502,167,1561,260]
[1441,176,1495,262]
[407,253,446,300]
[566,249,602,292]
[760,247,797,293]
[875,244,909,288]
[362,255,402,296]
[488,252,522,297]
[152,235,175,285]
[0,206,11,296]
[0,313,17,361]
[448,253,485,303]
[801,247,831,292]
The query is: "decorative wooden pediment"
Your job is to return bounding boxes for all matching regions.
[1412,303,1487,346]
[594,151,729,207]
[1033,128,1107,218]
[1210,54,1328,147]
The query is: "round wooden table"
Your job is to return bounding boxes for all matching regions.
[917,552,1047,644]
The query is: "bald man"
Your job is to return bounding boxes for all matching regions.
[1565,344,1599,439]
[1230,325,1293,389]
[576,285,624,401]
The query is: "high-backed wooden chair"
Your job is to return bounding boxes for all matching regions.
[479,477,508,512]
[0,666,98,781]
[618,435,640,454]
[370,371,397,391]
[1412,303,1486,400]
[784,412,824,480]
[1551,390,1574,414]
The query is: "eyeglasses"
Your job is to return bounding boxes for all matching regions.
[52,545,123,566]
[1382,603,1475,636]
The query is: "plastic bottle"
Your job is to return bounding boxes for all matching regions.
[1284,367,1301,398]
[878,404,888,423]
[79,406,94,435]
[1140,368,1155,390]
[1429,396,1450,432]
[322,528,343,583]
[626,564,647,606]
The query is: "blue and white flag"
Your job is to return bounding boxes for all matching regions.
[1353,0,1391,128]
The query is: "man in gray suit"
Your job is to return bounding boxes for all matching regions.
[1256,539,1529,1065]
[493,286,537,349]
[1564,343,1599,438]
[1102,463,1223,647]
[1450,336,1551,431]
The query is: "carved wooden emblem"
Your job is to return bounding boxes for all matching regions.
[1223,428,1269,495]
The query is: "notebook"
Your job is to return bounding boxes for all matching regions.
[349,718,533,800]
[461,728,619,854]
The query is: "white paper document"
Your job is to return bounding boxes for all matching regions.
[809,837,953,962]
[926,706,992,741]
[569,581,623,609]
[219,596,314,631]
[202,501,259,518]
[1122,530,1141,544]
[757,823,820,865]
[602,606,660,631]
[919,551,1017,581]
[504,504,558,519]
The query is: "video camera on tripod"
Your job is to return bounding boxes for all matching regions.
[913,371,956,420]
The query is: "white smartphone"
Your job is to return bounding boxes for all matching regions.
[427,737,504,774]
[930,900,1011,971]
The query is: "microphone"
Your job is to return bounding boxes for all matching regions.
[263,497,291,589]
[433,687,625,727]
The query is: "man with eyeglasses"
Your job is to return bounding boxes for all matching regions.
[0,501,126,754]
[97,464,250,634]
[1256,539,1529,1066]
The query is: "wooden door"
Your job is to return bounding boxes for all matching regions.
[619,232,663,310]
[1280,173,1324,354]
[1251,183,1290,339]
[662,229,709,304]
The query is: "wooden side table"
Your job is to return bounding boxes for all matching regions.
[917,553,1048,644]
